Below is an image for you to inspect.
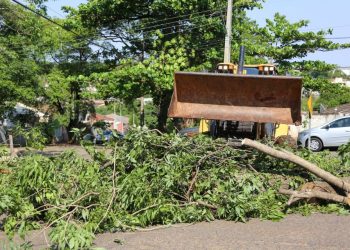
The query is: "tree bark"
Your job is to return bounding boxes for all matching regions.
[242,138,350,193]
[156,91,172,132]
[279,188,350,206]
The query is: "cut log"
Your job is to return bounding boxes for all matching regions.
[279,188,350,206]
[242,138,350,193]
[280,181,338,205]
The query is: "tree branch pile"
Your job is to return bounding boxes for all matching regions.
[0,130,349,249]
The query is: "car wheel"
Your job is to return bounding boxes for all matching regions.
[308,137,323,152]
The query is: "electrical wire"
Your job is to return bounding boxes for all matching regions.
[134,7,226,27]
[325,36,350,40]
[9,1,226,50]
[85,10,225,44]
[104,20,225,44]
[11,0,111,51]
[45,4,65,18]
[0,19,33,37]
[132,11,223,33]
[305,24,350,32]
[0,13,88,51]
[39,3,225,45]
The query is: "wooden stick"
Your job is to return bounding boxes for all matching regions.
[242,139,350,193]
[186,148,225,200]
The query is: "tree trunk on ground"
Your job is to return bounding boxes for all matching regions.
[242,138,350,193]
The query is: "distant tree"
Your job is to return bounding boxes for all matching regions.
[0,0,46,116]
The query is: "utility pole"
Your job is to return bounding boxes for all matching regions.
[223,0,233,63]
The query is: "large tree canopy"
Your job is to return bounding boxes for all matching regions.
[0,0,349,132]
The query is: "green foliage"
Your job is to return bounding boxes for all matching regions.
[254,13,349,64]
[318,84,350,108]
[49,221,95,250]
[0,145,9,157]
[13,124,48,150]
[1,130,349,249]
[70,127,86,144]
[339,142,350,168]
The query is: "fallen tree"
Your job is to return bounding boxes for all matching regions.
[242,138,350,204]
[0,130,349,249]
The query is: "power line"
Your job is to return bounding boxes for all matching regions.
[0,19,33,37]
[305,24,350,32]
[0,12,88,51]
[104,20,225,44]
[325,36,350,40]
[141,15,224,36]
[10,1,226,52]
[45,5,65,18]
[137,7,226,27]
[133,10,224,33]
[86,10,225,45]
[6,5,102,43]
[10,0,111,51]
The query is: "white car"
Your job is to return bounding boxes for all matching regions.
[298,116,350,151]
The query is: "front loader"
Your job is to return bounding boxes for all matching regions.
[167,0,302,140]
[168,63,302,139]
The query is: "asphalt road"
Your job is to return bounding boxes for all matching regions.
[1,214,350,249]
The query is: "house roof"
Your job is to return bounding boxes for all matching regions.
[323,103,350,115]
[94,113,129,124]
[105,114,129,123]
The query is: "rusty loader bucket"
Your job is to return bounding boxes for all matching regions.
[168,72,302,124]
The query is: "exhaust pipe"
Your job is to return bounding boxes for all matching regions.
[237,46,245,75]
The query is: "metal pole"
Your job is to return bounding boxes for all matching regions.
[307,93,313,151]
[223,0,233,63]
[308,116,312,151]
[237,45,245,74]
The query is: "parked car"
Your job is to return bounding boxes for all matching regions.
[298,116,350,151]
[94,129,113,144]
[83,127,113,144]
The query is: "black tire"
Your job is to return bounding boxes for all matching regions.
[307,137,323,152]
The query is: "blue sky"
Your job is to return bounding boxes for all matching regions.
[46,0,350,66]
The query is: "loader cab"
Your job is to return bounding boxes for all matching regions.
[217,63,276,76]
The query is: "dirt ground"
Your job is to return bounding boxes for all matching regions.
[15,144,96,160]
[1,214,350,249]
